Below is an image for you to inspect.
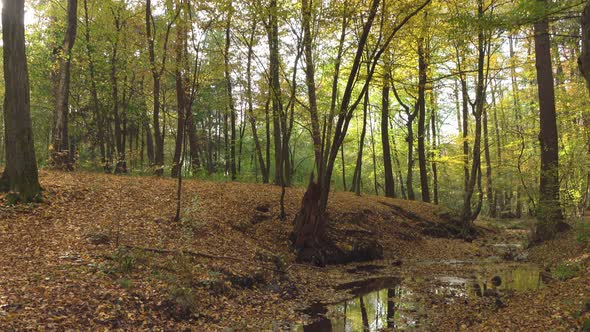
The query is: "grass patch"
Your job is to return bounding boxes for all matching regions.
[552,263,582,281]
[118,278,133,289]
[573,221,590,245]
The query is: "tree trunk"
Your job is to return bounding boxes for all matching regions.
[579,0,590,91]
[430,94,438,205]
[0,0,42,202]
[381,59,395,198]
[391,133,406,199]
[268,0,285,186]
[406,117,416,201]
[533,0,565,242]
[82,0,106,168]
[350,85,369,195]
[264,93,271,180]
[456,46,470,196]
[483,105,495,217]
[246,19,268,183]
[369,110,379,195]
[417,35,430,203]
[491,81,504,214]
[145,0,173,176]
[51,0,77,170]
[111,13,126,174]
[171,4,186,178]
[293,0,430,252]
[341,142,346,189]
[224,6,237,181]
[460,0,486,226]
[392,80,417,200]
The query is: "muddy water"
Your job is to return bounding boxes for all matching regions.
[296,265,544,331]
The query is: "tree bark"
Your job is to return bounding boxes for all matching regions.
[146,0,175,176]
[0,0,42,202]
[430,94,438,205]
[381,58,395,198]
[491,81,504,213]
[268,0,285,186]
[224,6,237,181]
[417,34,430,203]
[460,0,486,226]
[350,78,369,196]
[392,81,417,201]
[82,0,106,169]
[533,0,565,242]
[51,0,78,170]
[483,104,494,216]
[245,19,268,183]
[171,1,186,178]
[578,0,590,91]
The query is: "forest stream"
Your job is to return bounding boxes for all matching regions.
[287,232,553,332]
[296,259,544,331]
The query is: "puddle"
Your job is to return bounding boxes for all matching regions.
[296,265,543,331]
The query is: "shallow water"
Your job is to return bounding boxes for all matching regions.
[296,265,543,332]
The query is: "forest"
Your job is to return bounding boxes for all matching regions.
[0,0,589,330]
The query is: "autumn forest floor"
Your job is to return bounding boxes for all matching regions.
[0,170,588,331]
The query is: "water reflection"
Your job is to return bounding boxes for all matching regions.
[302,288,394,331]
[300,285,418,331]
[298,265,543,332]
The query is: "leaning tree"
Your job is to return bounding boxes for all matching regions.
[292,0,431,252]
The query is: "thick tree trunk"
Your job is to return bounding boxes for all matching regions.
[0,0,42,202]
[144,120,154,165]
[51,0,77,170]
[580,0,590,213]
[533,0,565,242]
[578,0,590,90]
